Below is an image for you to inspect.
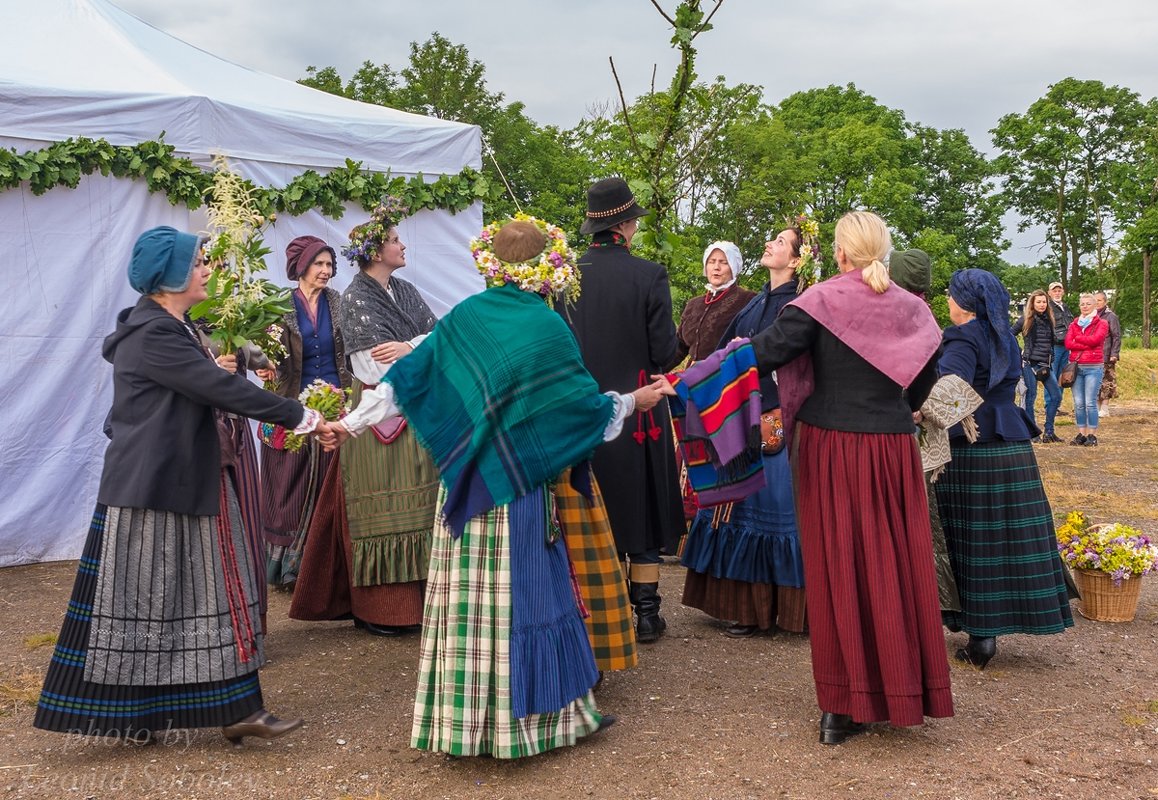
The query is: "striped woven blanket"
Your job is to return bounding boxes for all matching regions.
[666,339,765,506]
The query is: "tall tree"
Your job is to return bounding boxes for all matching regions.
[299,34,593,224]
[992,78,1147,292]
[605,0,733,263]
[907,124,1007,272]
[1110,99,1158,346]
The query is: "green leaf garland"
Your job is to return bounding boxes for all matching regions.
[0,136,496,217]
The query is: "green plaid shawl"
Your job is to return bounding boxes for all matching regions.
[385,284,614,536]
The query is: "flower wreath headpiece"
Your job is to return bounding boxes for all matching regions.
[792,214,822,292]
[341,196,410,264]
[470,213,581,307]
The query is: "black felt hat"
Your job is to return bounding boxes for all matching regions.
[580,177,649,235]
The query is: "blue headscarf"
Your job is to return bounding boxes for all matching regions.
[948,268,1013,391]
[127,226,205,295]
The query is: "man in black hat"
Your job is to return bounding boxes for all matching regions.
[560,177,684,643]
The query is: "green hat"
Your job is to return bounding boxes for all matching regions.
[889,249,931,296]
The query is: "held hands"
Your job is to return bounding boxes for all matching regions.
[649,375,678,397]
[315,420,350,452]
[215,354,239,374]
[255,367,278,383]
[370,341,414,365]
[631,378,671,411]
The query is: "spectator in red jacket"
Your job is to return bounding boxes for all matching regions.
[1063,293,1109,446]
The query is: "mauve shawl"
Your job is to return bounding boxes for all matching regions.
[776,269,942,447]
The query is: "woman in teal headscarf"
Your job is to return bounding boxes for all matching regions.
[35,226,319,747]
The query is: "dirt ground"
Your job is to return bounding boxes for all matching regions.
[2,403,1157,800]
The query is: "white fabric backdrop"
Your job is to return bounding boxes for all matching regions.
[0,0,485,566]
[0,167,482,567]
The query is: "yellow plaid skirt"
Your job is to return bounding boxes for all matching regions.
[555,466,637,672]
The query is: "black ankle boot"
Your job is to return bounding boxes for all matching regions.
[629,582,667,643]
[955,635,997,669]
[819,712,866,745]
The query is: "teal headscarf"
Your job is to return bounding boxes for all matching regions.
[127,226,205,294]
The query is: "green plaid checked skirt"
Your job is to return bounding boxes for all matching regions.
[411,487,604,759]
[555,466,637,672]
[935,440,1074,637]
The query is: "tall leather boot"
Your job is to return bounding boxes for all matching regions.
[630,582,667,643]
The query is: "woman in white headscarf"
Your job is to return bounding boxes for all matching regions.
[675,241,756,364]
[672,242,758,522]
[680,227,807,638]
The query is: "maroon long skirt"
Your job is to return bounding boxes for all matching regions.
[793,423,953,727]
[289,453,424,626]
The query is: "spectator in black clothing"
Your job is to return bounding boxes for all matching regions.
[1046,282,1073,393]
[1015,290,1062,442]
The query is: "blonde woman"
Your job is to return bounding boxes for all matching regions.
[664,211,953,744]
[1064,293,1110,446]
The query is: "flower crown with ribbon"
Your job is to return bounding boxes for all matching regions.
[470,214,581,306]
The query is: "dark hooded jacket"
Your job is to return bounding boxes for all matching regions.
[98,296,304,516]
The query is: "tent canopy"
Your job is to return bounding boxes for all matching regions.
[0,0,484,566]
[0,0,480,174]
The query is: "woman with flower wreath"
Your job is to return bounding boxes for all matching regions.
[935,269,1074,670]
[288,201,439,636]
[320,217,666,758]
[680,224,812,638]
[253,236,351,589]
[661,211,953,744]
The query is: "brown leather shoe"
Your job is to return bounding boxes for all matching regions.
[222,709,304,748]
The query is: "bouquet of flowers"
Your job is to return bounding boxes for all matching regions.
[282,380,349,452]
[190,154,291,360]
[1056,511,1158,586]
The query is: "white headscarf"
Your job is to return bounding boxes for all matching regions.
[703,241,742,296]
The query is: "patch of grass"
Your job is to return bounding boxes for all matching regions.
[0,670,42,715]
[1147,700,1158,715]
[23,633,57,650]
[1116,350,1158,402]
[1122,713,1147,727]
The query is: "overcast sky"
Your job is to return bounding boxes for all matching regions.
[115,0,1158,263]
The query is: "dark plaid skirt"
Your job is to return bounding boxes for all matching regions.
[935,440,1074,637]
[34,505,263,737]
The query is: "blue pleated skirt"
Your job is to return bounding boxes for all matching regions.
[681,450,804,587]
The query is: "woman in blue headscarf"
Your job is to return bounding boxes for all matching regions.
[933,269,1074,669]
[34,226,321,747]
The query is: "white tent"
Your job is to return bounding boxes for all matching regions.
[0,0,485,566]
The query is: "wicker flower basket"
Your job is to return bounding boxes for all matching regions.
[1074,569,1143,623]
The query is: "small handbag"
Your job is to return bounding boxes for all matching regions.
[1059,360,1078,388]
[760,409,785,455]
[1032,362,1051,382]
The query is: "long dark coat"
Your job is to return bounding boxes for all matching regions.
[560,236,684,555]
